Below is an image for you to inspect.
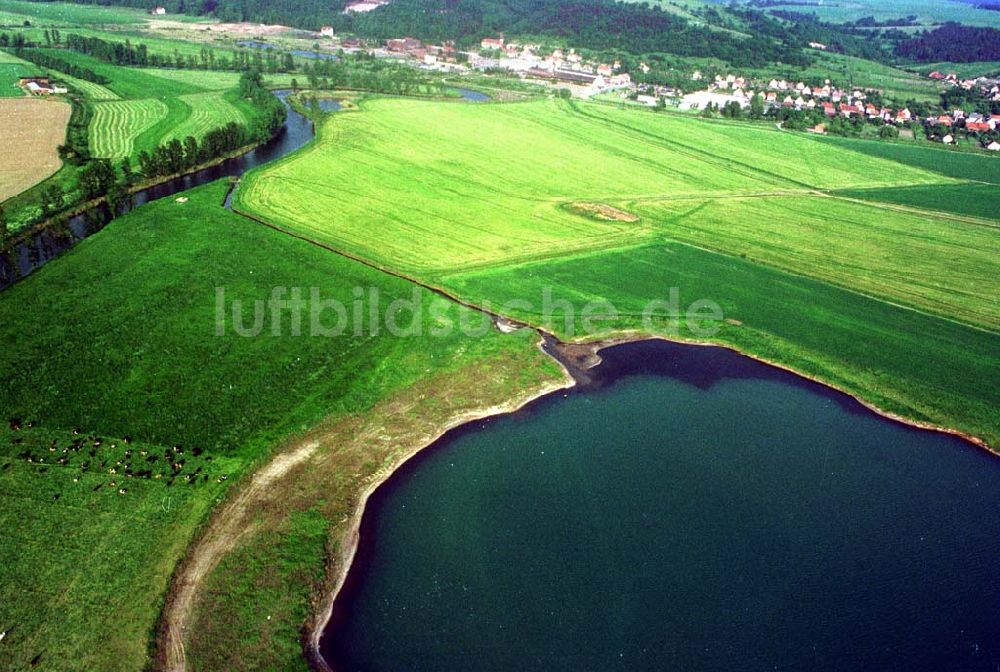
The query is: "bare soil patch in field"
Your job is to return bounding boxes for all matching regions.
[0,98,71,201]
[566,201,640,222]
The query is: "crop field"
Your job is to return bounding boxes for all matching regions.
[836,182,1000,222]
[0,180,553,670]
[58,73,120,100]
[163,92,247,144]
[0,98,71,201]
[619,193,1000,330]
[37,52,274,160]
[0,63,25,97]
[237,95,999,449]
[89,98,168,159]
[818,135,1000,184]
[236,98,951,275]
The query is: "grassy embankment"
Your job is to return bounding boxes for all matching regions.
[0,180,562,671]
[237,96,1000,450]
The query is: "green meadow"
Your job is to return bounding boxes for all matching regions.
[236,98,948,274]
[238,96,1000,448]
[620,193,999,330]
[818,134,1000,184]
[0,180,554,670]
[0,50,28,97]
[0,0,145,26]
[30,50,266,162]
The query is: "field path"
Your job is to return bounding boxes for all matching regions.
[159,438,321,672]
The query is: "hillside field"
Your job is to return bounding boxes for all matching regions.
[237,96,1000,448]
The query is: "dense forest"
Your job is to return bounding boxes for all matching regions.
[895,24,1000,62]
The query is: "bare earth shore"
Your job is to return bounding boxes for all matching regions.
[154,326,992,672]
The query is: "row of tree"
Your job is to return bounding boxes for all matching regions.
[5,42,109,84]
[138,71,286,179]
[62,33,297,73]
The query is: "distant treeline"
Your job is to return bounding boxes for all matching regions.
[1,41,109,83]
[895,23,1000,62]
[62,33,296,72]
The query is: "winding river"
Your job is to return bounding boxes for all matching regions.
[0,86,488,290]
[0,90,312,290]
[322,339,1000,671]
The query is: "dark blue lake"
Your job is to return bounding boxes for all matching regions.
[323,340,1000,671]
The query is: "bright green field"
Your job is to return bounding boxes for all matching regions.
[836,182,1000,223]
[36,51,271,161]
[0,0,145,25]
[0,180,550,671]
[236,98,950,275]
[818,135,1000,184]
[162,91,247,144]
[618,193,999,330]
[89,98,168,159]
[0,63,25,97]
[238,96,999,448]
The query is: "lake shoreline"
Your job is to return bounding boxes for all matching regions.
[305,336,577,672]
[307,328,992,671]
[564,332,992,454]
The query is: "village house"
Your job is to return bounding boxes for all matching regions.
[386,37,422,53]
[965,121,991,133]
[320,26,335,38]
[608,73,631,87]
[596,63,613,77]
[19,77,65,95]
[937,115,954,127]
[151,6,167,15]
[480,37,504,51]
